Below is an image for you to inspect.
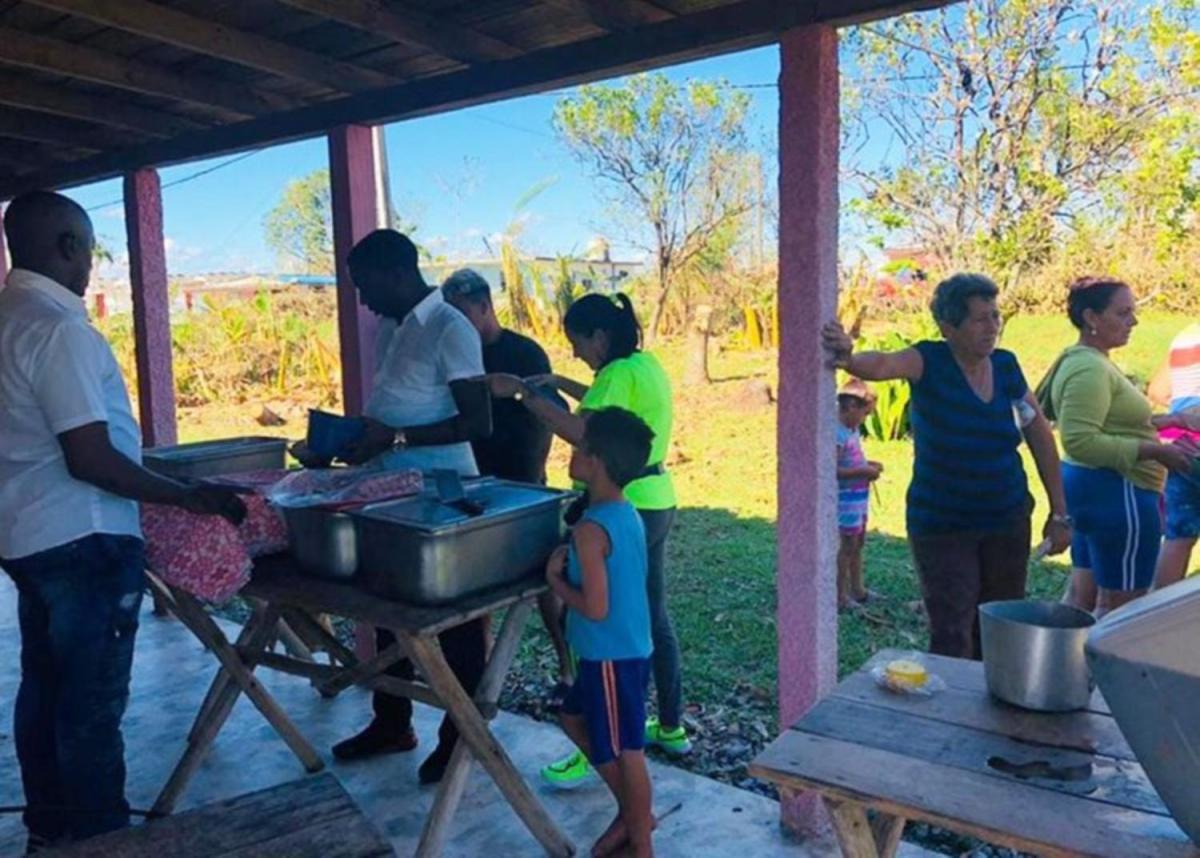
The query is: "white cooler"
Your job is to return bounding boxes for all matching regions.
[1085,576,1200,846]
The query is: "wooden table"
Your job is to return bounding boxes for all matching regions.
[148,555,574,858]
[44,773,392,857]
[750,649,1200,858]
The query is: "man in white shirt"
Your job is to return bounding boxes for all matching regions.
[0,191,245,853]
[317,231,494,784]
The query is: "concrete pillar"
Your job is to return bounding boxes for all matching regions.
[124,168,178,447]
[327,125,380,416]
[776,24,840,834]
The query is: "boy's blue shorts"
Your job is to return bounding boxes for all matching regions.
[562,657,651,766]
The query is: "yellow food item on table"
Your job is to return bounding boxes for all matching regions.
[885,659,928,688]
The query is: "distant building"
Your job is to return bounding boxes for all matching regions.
[86,253,646,320]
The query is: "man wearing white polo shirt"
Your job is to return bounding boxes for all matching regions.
[0,191,244,853]
[313,230,495,785]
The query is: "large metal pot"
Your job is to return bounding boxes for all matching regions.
[979,600,1096,712]
[351,479,574,605]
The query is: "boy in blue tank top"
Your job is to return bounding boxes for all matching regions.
[547,406,656,857]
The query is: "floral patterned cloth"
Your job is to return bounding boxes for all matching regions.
[142,467,424,603]
[141,469,292,604]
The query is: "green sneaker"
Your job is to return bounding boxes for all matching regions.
[540,749,593,788]
[644,716,693,756]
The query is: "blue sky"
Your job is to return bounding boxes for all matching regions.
[66,46,786,279]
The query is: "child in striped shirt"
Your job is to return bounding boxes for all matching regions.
[837,379,883,610]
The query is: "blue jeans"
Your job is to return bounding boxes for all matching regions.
[2,534,145,842]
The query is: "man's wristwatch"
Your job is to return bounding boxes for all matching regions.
[1051,514,1074,528]
[392,429,408,450]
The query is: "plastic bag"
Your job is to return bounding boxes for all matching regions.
[266,466,423,510]
[870,652,946,697]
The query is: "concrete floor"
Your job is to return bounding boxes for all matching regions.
[0,575,937,857]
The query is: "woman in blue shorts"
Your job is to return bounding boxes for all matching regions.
[1043,278,1200,617]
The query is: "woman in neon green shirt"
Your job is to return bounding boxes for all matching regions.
[487,293,690,786]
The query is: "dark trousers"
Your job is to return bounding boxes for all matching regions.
[2,534,145,842]
[639,508,683,728]
[909,515,1031,660]
[372,617,488,752]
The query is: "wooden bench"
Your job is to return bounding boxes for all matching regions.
[43,773,392,857]
[750,649,1200,858]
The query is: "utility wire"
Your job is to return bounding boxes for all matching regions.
[85,149,264,212]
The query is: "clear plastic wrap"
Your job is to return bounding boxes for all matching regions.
[870,652,946,697]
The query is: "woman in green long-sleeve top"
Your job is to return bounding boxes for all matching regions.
[1041,277,1200,617]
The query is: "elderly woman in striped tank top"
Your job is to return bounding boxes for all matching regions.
[823,273,1072,659]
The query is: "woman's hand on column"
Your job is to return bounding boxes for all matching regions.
[821,321,855,369]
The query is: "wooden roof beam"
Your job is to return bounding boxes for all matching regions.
[0,26,301,119]
[26,0,402,92]
[0,70,202,136]
[275,0,522,65]
[541,0,674,31]
[0,109,134,150]
[0,0,963,198]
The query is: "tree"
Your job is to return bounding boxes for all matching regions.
[263,168,416,275]
[263,169,334,275]
[554,73,756,341]
[843,0,1200,296]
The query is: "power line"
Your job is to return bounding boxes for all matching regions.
[84,149,264,212]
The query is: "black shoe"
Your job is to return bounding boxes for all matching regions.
[332,720,418,761]
[418,744,455,785]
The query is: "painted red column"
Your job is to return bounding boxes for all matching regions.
[328,125,380,416]
[776,24,840,834]
[124,168,178,447]
[328,125,382,660]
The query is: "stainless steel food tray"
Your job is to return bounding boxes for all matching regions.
[143,437,287,479]
[351,480,574,605]
[279,504,359,580]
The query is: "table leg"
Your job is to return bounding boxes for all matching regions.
[404,626,574,858]
[824,798,905,858]
[418,602,533,856]
[153,604,279,815]
[188,612,260,743]
[316,640,406,697]
[870,811,906,858]
[153,597,324,815]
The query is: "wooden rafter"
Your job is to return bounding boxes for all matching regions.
[0,138,78,171]
[0,26,300,119]
[25,0,402,92]
[0,109,132,150]
[0,0,963,199]
[0,70,202,136]
[275,0,521,65]
[541,0,674,31]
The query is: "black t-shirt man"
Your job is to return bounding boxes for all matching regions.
[473,329,563,483]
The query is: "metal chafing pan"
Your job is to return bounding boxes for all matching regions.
[350,479,574,605]
[278,504,360,580]
[143,437,287,479]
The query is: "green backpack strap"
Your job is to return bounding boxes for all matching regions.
[1034,351,1069,424]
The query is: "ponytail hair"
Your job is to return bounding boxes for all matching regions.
[563,292,642,364]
